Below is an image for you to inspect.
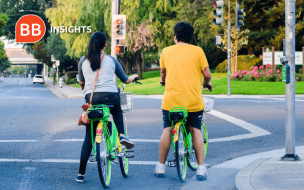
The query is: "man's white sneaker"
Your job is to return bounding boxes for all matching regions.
[154,163,166,178]
[196,165,208,181]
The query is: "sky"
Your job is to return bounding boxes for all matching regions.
[1,36,23,48]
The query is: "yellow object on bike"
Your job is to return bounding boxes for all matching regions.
[96,121,103,143]
[174,122,182,142]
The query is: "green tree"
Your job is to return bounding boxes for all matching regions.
[44,33,77,71]
[240,0,304,54]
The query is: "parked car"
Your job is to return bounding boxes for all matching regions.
[33,75,44,84]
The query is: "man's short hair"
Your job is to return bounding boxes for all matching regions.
[173,22,194,43]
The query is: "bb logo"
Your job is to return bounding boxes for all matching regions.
[15,15,46,43]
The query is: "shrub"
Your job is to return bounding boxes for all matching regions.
[215,55,262,73]
[65,78,78,85]
[299,68,303,74]
[66,71,78,80]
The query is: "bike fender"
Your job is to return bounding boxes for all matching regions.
[174,122,182,142]
[96,121,103,143]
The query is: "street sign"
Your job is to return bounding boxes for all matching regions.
[112,15,126,39]
[56,60,60,66]
[51,55,56,62]
[282,65,290,83]
[215,35,222,46]
[263,51,303,65]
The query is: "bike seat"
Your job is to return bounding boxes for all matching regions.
[94,105,114,109]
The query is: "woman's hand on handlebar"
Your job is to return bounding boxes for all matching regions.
[203,82,213,92]
[125,75,138,84]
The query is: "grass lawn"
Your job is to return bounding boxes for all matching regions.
[71,70,304,95]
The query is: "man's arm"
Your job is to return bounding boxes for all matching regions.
[202,66,212,92]
[79,81,85,90]
[160,68,166,86]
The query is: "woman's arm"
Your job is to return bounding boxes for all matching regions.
[124,75,138,84]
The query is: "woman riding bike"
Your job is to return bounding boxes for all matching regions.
[76,32,137,182]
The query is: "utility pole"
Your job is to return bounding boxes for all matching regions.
[227,0,231,96]
[111,0,119,86]
[281,0,299,161]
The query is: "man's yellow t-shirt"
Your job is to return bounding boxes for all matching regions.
[160,45,209,112]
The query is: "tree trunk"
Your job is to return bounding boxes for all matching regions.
[135,52,143,79]
[141,50,146,72]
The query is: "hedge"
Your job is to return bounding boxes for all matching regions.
[215,55,262,73]
[66,71,78,80]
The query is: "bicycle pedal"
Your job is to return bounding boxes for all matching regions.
[125,150,135,158]
[168,160,176,167]
[89,155,96,162]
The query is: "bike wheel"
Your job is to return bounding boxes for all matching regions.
[119,148,129,178]
[119,116,129,178]
[187,123,208,171]
[96,131,111,189]
[175,124,187,182]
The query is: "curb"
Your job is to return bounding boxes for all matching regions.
[44,83,67,98]
[234,158,271,190]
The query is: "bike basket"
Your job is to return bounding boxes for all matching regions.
[120,92,133,112]
[169,107,188,121]
[87,105,111,121]
[203,96,214,112]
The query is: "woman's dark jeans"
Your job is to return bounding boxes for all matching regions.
[78,92,124,175]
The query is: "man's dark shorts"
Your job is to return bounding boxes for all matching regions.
[162,109,204,130]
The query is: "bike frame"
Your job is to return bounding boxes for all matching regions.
[88,105,125,161]
[169,107,208,158]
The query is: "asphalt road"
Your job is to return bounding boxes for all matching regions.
[0,78,304,190]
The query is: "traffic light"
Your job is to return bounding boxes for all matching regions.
[116,45,125,54]
[112,15,126,39]
[235,4,244,31]
[213,1,224,26]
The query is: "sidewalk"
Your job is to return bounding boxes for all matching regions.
[44,79,84,98]
[235,157,304,190]
[182,146,304,190]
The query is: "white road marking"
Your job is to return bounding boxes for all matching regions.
[0,140,38,142]
[0,158,160,165]
[207,110,271,142]
[1,110,271,143]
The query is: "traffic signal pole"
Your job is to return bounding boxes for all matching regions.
[227,0,231,96]
[282,0,298,161]
[111,0,119,86]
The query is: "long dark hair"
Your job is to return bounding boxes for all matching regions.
[87,32,107,71]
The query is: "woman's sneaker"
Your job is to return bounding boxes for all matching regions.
[196,165,208,181]
[154,163,166,178]
[75,174,85,182]
[120,136,134,149]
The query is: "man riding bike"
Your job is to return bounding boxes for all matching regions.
[154,22,212,181]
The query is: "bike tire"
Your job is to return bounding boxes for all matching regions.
[119,116,129,178]
[175,123,187,182]
[187,123,208,171]
[119,149,129,178]
[96,131,111,189]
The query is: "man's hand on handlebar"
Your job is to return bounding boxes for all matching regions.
[160,79,165,86]
[203,82,213,92]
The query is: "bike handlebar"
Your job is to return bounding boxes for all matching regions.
[119,77,142,93]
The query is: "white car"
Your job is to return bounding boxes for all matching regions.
[33,75,44,84]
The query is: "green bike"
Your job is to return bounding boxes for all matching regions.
[87,79,140,189]
[168,96,213,182]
